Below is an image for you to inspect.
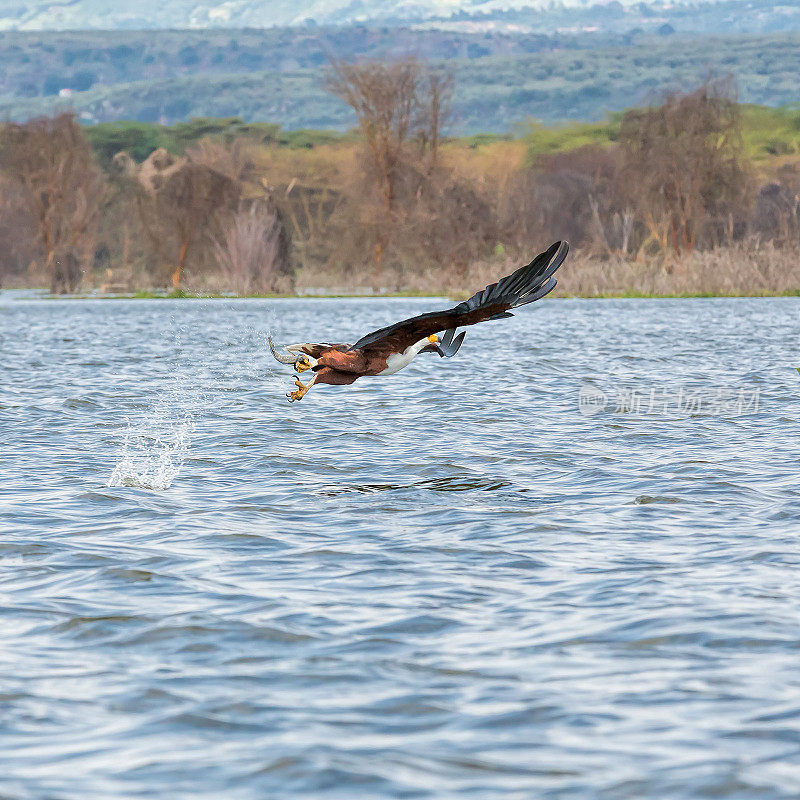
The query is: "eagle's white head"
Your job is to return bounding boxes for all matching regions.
[294,354,318,373]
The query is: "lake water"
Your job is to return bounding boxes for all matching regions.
[2,295,800,799]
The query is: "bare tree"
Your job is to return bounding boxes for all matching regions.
[499,146,622,255]
[325,58,455,270]
[619,78,751,257]
[416,69,454,171]
[326,58,420,218]
[0,113,105,293]
[119,148,240,289]
[326,59,453,208]
[0,180,38,288]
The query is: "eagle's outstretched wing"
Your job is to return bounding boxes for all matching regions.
[268,338,351,364]
[285,342,351,358]
[350,241,568,358]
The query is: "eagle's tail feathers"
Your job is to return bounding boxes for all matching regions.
[437,328,467,358]
[449,331,466,357]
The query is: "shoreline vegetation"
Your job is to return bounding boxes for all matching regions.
[11,291,800,299]
[8,242,800,301]
[3,66,800,300]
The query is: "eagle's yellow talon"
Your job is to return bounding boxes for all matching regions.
[287,377,309,402]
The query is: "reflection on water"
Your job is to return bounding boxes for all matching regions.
[1,295,800,799]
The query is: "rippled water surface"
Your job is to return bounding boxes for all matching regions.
[2,295,800,799]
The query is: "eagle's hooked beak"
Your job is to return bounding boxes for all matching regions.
[295,356,312,373]
[427,334,439,344]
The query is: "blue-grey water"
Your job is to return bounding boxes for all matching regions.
[2,295,800,799]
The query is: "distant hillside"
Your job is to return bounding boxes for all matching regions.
[0,25,577,102]
[1,30,800,132]
[2,0,800,35]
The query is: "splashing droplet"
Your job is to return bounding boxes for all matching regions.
[108,417,193,491]
[108,367,198,492]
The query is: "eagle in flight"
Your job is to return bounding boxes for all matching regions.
[269,241,569,402]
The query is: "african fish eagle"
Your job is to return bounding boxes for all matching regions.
[269,240,569,402]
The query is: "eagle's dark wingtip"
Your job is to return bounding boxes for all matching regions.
[461,241,567,315]
[347,241,568,354]
[517,275,558,307]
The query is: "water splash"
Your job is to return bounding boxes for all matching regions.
[108,415,194,491]
[107,302,283,490]
[108,324,200,490]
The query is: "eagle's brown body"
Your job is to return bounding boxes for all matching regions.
[269,241,569,401]
[296,346,378,377]
[293,347,364,389]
